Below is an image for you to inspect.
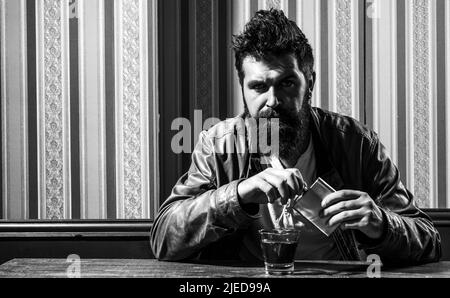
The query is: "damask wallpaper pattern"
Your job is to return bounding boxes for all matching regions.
[39,0,70,219]
[411,0,433,207]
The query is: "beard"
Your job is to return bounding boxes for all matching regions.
[245,101,311,161]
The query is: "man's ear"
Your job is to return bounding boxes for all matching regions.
[308,72,316,93]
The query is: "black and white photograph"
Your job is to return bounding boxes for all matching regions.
[0,0,449,286]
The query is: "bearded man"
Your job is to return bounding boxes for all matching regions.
[150,9,441,265]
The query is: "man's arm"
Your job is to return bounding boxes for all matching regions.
[322,134,441,264]
[150,131,258,261]
[321,133,442,265]
[356,136,441,264]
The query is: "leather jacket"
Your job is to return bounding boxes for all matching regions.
[150,107,441,265]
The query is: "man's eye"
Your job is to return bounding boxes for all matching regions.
[280,80,295,88]
[252,84,267,91]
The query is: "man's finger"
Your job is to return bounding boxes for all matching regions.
[262,172,292,204]
[278,171,300,198]
[327,208,365,227]
[321,189,363,209]
[285,168,304,182]
[341,217,370,230]
[258,177,279,204]
[284,169,303,195]
[321,198,361,218]
[269,169,299,199]
[269,168,304,198]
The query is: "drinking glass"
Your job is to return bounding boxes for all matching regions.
[259,229,300,275]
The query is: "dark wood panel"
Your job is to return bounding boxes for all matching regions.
[0,239,153,265]
[436,226,450,261]
[0,220,154,264]
[158,0,190,201]
[424,209,450,225]
[0,220,152,233]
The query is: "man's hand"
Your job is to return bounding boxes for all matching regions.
[237,168,305,205]
[320,190,385,240]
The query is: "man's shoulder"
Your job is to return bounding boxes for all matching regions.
[198,116,248,155]
[202,115,247,139]
[312,107,376,141]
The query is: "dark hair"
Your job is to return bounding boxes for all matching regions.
[232,9,314,85]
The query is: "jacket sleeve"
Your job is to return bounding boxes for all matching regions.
[150,131,258,261]
[357,133,442,265]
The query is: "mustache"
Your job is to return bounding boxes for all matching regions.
[257,109,280,119]
[255,107,300,127]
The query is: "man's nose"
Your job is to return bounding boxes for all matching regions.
[265,87,279,108]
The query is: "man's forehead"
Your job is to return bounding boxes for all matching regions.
[242,54,302,79]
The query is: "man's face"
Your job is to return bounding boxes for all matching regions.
[242,53,310,118]
[241,53,313,159]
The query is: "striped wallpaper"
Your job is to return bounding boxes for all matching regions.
[0,0,159,220]
[1,0,449,221]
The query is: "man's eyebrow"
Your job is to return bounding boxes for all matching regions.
[246,72,300,86]
[247,79,265,84]
[280,74,298,81]
[248,72,298,84]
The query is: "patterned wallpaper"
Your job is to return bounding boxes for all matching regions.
[411,0,432,207]
[335,0,353,117]
[1,0,159,219]
[39,0,70,219]
[120,0,146,219]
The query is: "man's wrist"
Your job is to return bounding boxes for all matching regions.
[237,181,259,215]
[237,180,249,204]
[356,208,389,246]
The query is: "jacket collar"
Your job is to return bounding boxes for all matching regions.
[309,108,345,190]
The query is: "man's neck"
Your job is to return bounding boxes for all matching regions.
[279,132,311,168]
